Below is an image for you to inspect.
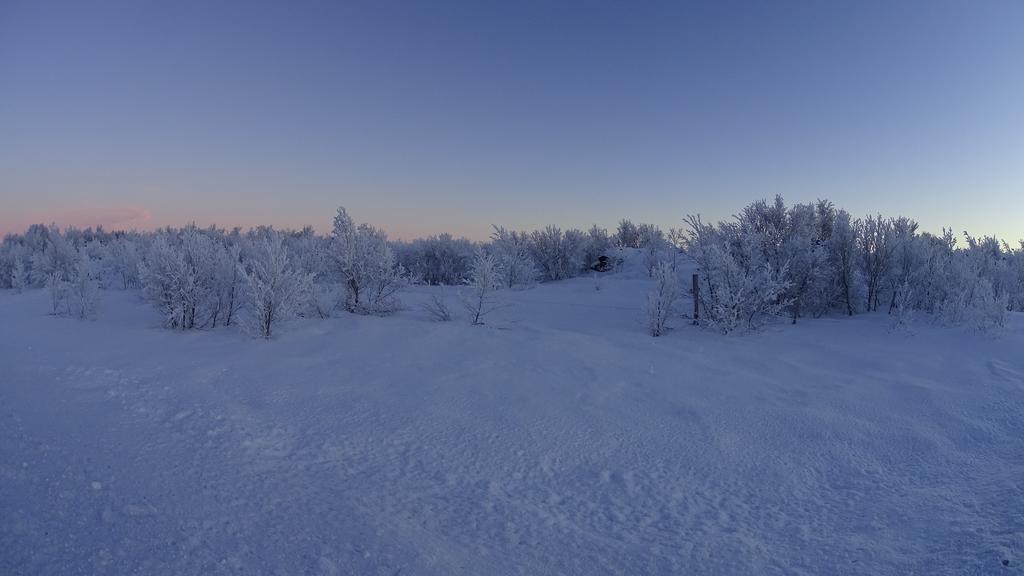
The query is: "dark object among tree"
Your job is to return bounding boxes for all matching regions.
[591,255,613,272]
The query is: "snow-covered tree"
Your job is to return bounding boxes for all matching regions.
[138,232,207,329]
[888,279,914,333]
[10,257,28,293]
[935,236,1012,333]
[328,207,405,314]
[583,225,612,270]
[283,227,336,318]
[529,226,586,281]
[67,255,99,320]
[0,240,30,290]
[616,219,641,248]
[46,270,68,315]
[683,214,790,333]
[883,217,921,314]
[828,210,864,316]
[108,237,142,290]
[395,234,475,286]
[645,261,679,336]
[1006,241,1024,312]
[780,202,829,323]
[460,250,502,325]
[737,197,788,268]
[859,214,895,311]
[639,225,670,277]
[143,226,231,329]
[211,241,244,327]
[32,227,77,289]
[490,225,538,288]
[239,231,312,339]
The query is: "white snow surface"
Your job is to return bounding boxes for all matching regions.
[2,255,1023,575]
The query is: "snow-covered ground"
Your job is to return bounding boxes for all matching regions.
[2,256,1023,575]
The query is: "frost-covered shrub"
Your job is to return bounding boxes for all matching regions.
[46,270,68,315]
[0,240,30,290]
[490,226,538,288]
[645,261,679,336]
[139,234,195,328]
[309,283,342,319]
[282,227,340,319]
[10,258,28,292]
[32,227,78,288]
[583,225,612,269]
[422,291,454,322]
[1,241,31,292]
[394,234,475,286]
[684,214,790,333]
[859,214,896,312]
[970,282,1009,334]
[888,280,914,333]
[239,231,312,339]
[827,210,865,316]
[329,207,406,315]
[616,219,641,249]
[1006,241,1024,312]
[778,202,830,322]
[939,253,1009,334]
[639,225,670,277]
[107,237,141,289]
[211,241,244,327]
[67,256,99,320]
[529,226,587,281]
[138,227,230,329]
[460,250,502,325]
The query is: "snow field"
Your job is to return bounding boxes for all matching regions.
[2,269,1023,575]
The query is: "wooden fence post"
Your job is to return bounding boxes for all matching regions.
[692,273,699,325]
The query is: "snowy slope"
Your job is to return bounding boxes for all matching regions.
[1,257,1023,575]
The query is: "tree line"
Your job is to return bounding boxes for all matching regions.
[1,198,1021,338]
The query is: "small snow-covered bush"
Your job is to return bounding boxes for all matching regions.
[46,270,68,315]
[645,261,679,336]
[10,257,28,293]
[888,280,914,333]
[67,256,99,320]
[460,251,502,325]
[422,292,454,322]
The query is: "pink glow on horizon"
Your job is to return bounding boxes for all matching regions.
[0,206,153,236]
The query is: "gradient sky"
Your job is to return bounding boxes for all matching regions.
[2,0,1022,242]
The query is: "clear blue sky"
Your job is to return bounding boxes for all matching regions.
[2,0,1022,242]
